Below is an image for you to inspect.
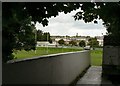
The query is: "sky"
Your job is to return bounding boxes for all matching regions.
[35,8,107,37]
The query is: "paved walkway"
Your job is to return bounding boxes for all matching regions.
[76,66,113,85]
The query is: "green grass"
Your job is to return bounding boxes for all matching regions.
[13,47,103,66]
[91,48,103,66]
[13,47,82,59]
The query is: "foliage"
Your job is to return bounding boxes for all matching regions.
[79,40,86,47]
[69,40,77,46]
[88,37,99,48]
[37,30,52,43]
[3,2,120,62]
[74,2,120,36]
[37,30,43,41]
[2,13,36,62]
[58,39,65,45]
[3,2,82,62]
[104,35,120,46]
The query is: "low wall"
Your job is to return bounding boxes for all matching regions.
[2,50,90,84]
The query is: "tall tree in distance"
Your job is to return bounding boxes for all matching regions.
[42,32,52,43]
[37,30,43,41]
[88,37,99,49]
[79,40,86,47]
[37,30,52,43]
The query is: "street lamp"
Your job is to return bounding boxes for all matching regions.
[33,29,37,54]
[47,32,49,54]
[101,33,103,47]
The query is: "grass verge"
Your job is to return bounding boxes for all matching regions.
[13,47,103,66]
[91,48,103,66]
[13,47,82,59]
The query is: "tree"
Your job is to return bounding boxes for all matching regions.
[79,40,86,47]
[88,37,99,49]
[3,2,120,62]
[3,15,36,62]
[42,32,52,43]
[74,2,120,37]
[3,2,82,62]
[37,30,43,41]
[69,40,77,46]
[37,31,52,43]
[58,39,65,45]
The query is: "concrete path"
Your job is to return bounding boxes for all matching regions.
[76,66,113,85]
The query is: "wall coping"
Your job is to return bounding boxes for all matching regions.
[6,50,89,64]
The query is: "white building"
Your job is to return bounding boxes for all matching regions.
[37,41,59,47]
[97,39,103,46]
[37,41,50,47]
[96,36,104,46]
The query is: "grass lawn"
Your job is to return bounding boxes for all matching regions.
[13,47,103,66]
[91,48,103,66]
[13,47,82,59]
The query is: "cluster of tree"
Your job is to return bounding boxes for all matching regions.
[58,39,86,47]
[3,2,82,62]
[58,38,99,49]
[87,37,99,49]
[37,30,52,43]
[69,40,77,46]
[58,39,78,46]
[3,2,120,62]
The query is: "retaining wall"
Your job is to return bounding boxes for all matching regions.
[2,50,90,84]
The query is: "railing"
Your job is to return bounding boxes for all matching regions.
[3,50,90,84]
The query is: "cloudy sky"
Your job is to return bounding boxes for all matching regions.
[35,8,107,37]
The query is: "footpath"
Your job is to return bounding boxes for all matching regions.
[76,66,114,86]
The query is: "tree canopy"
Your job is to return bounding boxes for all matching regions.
[3,2,82,62]
[3,2,120,62]
[69,40,77,46]
[58,39,65,45]
[74,2,120,36]
[79,40,86,47]
[88,37,99,48]
[37,30,52,43]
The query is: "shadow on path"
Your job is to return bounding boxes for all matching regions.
[76,66,118,86]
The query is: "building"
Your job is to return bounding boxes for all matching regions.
[96,36,104,46]
[37,41,50,47]
[51,36,104,47]
[37,41,59,47]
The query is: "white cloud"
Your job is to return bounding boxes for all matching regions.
[35,8,107,37]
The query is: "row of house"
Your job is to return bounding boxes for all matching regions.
[37,36,104,47]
